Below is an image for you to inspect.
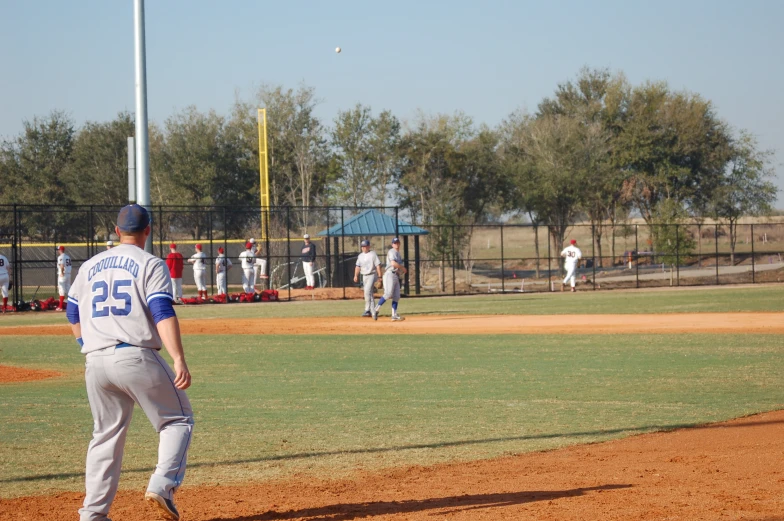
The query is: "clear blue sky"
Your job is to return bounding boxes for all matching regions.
[1,0,782,198]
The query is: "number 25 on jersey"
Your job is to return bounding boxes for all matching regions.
[92,279,133,317]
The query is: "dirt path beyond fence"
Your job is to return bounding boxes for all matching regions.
[2,312,783,336]
[2,410,784,520]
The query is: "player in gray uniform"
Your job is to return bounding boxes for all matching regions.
[353,240,382,317]
[66,204,193,521]
[373,237,407,321]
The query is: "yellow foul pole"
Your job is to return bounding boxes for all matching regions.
[257,108,270,241]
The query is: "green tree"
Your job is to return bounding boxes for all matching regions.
[330,103,374,206]
[367,110,402,207]
[709,131,777,265]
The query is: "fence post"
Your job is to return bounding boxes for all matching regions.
[414,234,421,295]
[208,210,214,294]
[547,226,552,291]
[500,224,505,293]
[13,204,20,304]
[340,207,346,299]
[715,224,720,285]
[403,235,410,295]
[222,207,228,291]
[751,223,755,284]
[286,206,292,302]
[88,206,93,258]
[675,224,680,287]
[394,206,399,239]
[635,225,639,289]
[591,224,596,290]
[451,224,456,296]
[158,205,164,258]
[325,210,331,287]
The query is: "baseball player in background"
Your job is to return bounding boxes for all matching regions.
[301,234,316,290]
[215,246,232,295]
[188,244,207,300]
[56,245,72,311]
[373,237,407,321]
[166,244,184,303]
[239,242,255,293]
[354,240,382,317]
[66,204,193,521]
[106,241,114,250]
[0,251,10,313]
[561,239,583,292]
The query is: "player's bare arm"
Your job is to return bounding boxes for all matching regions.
[156,317,191,390]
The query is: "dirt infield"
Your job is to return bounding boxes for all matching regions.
[1,312,782,336]
[2,410,783,520]
[0,365,62,383]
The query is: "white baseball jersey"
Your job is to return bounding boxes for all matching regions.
[57,253,72,278]
[67,244,173,354]
[0,254,9,276]
[189,251,206,270]
[216,253,232,273]
[239,250,255,269]
[561,245,582,267]
[356,251,381,275]
[386,248,403,273]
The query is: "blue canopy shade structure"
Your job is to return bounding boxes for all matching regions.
[318,209,428,237]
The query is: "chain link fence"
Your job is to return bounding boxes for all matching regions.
[0,205,782,304]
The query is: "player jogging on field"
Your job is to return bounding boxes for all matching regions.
[215,246,232,295]
[373,237,407,321]
[188,244,207,300]
[56,245,72,311]
[67,204,193,521]
[561,239,582,292]
[301,234,316,290]
[165,244,184,303]
[0,252,11,313]
[354,240,382,317]
[239,242,255,293]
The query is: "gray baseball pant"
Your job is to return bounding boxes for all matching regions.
[79,346,194,521]
[382,270,401,302]
[362,273,377,311]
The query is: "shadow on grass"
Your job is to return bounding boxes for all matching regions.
[3,417,780,484]
[205,485,633,521]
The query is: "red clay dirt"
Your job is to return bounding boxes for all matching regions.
[0,364,62,383]
[1,312,783,336]
[2,410,784,520]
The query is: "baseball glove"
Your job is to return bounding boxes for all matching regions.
[375,280,382,290]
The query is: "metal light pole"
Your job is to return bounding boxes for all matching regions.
[134,0,152,251]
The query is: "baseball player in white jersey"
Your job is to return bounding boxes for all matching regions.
[354,240,383,318]
[254,244,268,286]
[188,244,207,300]
[215,246,232,295]
[0,252,10,313]
[66,204,193,521]
[561,239,583,292]
[373,237,407,321]
[56,245,72,311]
[239,242,256,293]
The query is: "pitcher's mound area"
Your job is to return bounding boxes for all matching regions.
[2,410,784,520]
[0,365,62,383]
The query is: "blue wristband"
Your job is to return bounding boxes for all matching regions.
[76,337,84,347]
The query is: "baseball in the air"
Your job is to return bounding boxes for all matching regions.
[335,47,341,53]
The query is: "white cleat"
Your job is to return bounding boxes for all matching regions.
[391,314,405,321]
[372,305,379,321]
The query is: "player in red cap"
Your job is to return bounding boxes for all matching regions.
[188,244,207,300]
[560,239,583,292]
[215,246,232,296]
[239,242,256,293]
[56,245,72,310]
[166,244,184,303]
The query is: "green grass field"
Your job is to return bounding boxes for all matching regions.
[0,286,783,499]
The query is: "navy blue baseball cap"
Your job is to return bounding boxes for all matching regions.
[360,240,370,247]
[117,204,151,232]
[391,237,400,244]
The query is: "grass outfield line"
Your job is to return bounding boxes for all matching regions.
[0,285,782,327]
[1,332,783,498]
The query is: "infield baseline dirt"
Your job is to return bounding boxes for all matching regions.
[2,410,784,520]
[1,311,783,336]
